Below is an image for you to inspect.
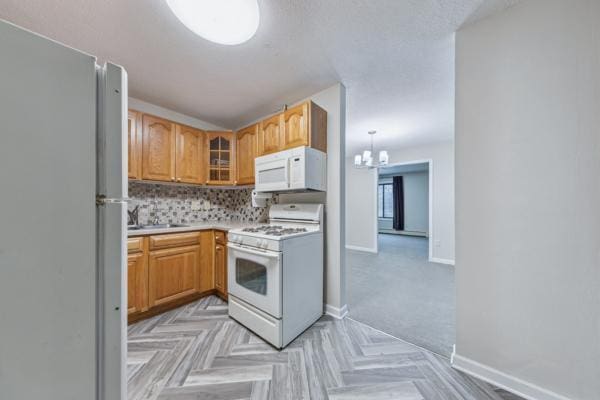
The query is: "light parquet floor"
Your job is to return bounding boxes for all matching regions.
[128,296,522,400]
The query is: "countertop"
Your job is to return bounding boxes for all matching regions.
[127,221,262,237]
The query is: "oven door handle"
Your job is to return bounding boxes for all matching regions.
[227,243,281,259]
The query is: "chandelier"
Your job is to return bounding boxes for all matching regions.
[353,131,389,169]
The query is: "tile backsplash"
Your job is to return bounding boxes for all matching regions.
[128,182,275,225]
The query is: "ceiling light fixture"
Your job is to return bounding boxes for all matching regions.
[166,0,260,45]
[354,131,389,169]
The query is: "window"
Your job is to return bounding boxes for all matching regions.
[378,183,393,218]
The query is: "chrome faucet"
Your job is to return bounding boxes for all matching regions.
[127,205,139,226]
[151,201,160,225]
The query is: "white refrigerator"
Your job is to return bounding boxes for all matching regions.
[0,20,126,400]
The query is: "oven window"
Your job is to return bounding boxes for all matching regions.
[257,166,286,184]
[236,258,267,295]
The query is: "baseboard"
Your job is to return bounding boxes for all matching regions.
[345,244,377,254]
[324,303,348,319]
[378,230,428,238]
[451,352,571,400]
[429,257,455,266]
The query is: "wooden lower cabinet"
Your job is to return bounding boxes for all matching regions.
[127,251,147,315]
[214,243,227,299]
[199,230,215,293]
[148,245,200,308]
[127,230,228,323]
[214,230,228,299]
[127,237,147,316]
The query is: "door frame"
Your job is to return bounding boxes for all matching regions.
[374,159,433,261]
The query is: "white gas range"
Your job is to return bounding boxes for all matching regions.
[227,203,324,349]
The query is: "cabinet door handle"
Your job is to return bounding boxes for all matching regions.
[171,177,175,182]
[177,178,181,182]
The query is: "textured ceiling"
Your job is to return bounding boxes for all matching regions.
[0,0,520,154]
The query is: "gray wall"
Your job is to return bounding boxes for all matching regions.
[455,1,600,399]
[378,171,429,234]
[279,83,347,314]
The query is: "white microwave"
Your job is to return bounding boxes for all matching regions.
[254,146,326,193]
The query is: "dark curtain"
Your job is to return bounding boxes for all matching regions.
[392,176,404,231]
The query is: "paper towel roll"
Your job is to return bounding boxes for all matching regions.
[252,190,272,207]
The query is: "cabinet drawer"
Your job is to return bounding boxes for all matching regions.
[149,232,200,250]
[214,230,227,244]
[127,237,144,253]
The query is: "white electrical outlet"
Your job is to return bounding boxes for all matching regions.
[191,200,202,211]
[203,199,211,210]
[434,240,441,247]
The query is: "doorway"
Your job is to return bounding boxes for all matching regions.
[376,160,433,259]
[346,159,456,357]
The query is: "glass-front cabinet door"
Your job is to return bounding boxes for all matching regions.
[206,131,235,185]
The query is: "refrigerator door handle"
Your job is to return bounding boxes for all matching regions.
[96,195,130,206]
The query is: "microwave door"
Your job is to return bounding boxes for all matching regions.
[256,157,289,192]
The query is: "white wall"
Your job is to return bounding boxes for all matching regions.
[279,83,347,316]
[378,171,429,234]
[129,97,225,131]
[454,1,600,399]
[346,141,454,262]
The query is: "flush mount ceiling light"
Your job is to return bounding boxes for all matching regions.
[166,0,259,45]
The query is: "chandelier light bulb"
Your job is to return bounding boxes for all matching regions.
[354,154,363,166]
[379,150,389,165]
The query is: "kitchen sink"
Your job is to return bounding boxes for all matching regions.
[128,223,189,230]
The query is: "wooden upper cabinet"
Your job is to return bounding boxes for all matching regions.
[282,102,309,150]
[257,101,327,157]
[206,131,235,185]
[235,124,258,185]
[142,114,176,182]
[282,101,327,153]
[176,125,205,184]
[128,110,142,180]
[258,114,283,156]
[129,102,326,186]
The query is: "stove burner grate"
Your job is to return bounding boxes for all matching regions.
[241,225,308,236]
